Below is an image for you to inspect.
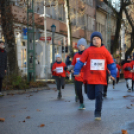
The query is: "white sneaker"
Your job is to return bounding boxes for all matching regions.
[127,89,131,92]
[95,117,101,121]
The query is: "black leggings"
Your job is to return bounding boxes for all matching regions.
[75,81,84,104]
[104,74,109,94]
[55,76,65,91]
[0,78,3,92]
[113,77,120,86]
[132,80,134,90]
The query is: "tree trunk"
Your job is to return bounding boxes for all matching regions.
[0,0,18,74]
[111,11,122,55]
[65,0,74,57]
[125,29,134,59]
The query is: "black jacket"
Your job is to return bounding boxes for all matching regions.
[0,50,7,78]
[65,56,71,66]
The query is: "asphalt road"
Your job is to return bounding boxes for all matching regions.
[0,81,134,134]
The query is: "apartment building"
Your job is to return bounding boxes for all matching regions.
[0,0,96,79]
[96,0,117,50]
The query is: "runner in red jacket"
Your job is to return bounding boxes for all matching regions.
[52,54,70,99]
[123,56,133,92]
[74,31,117,121]
[113,63,121,89]
[70,38,88,109]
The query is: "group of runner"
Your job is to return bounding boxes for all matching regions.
[51,31,134,121]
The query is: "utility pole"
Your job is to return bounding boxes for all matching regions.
[40,1,47,79]
[64,0,73,57]
[107,0,112,52]
[27,0,36,82]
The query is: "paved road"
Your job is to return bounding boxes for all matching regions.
[0,81,134,134]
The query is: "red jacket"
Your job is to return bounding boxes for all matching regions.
[80,45,114,85]
[131,61,134,80]
[72,52,86,82]
[116,64,121,78]
[52,62,70,77]
[123,62,132,79]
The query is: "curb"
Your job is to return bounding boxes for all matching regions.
[1,86,50,96]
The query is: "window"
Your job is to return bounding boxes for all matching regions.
[22,41,25,46]
[87,0,93,7]
[88,16,94,31]
[58,5,65,21]
[70,8,76,25]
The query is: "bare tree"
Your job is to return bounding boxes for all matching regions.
[0,0,18,74]
[103,0,131,54]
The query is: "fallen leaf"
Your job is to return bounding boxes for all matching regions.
[26,95,33,97]
[22,107,27,109]
[126,106,132,109]
[123,95,134,98]
[37,109,41,112]
[131,104,134,107]
[121,129,128,134]
[39,124,45,127]
[0,118,5,122]
[12,115,16,117]
[23,120,25,122]
[26,116,31,119]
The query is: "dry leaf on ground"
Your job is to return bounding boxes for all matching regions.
[123,95,134,98]
[126,106,132,109]
[12,115,15,117]
[131,104,134,107]
[22,107,27,109]
[23,120,25,122]
[37,109,41,112]
[121,129,128,134]
[26,116,31,119]
[39,124,45,127]
[0,118,5,122]
[26,95,33,97]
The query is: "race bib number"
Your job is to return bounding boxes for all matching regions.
[90,59,105,70]
[56,67,63,73]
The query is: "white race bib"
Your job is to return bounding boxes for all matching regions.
[90,59,105,70]
[56,67,63,73]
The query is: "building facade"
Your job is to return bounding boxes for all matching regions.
[0,0,96,79]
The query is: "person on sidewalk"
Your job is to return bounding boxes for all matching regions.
[131,53,134,91]
[52,54,70,99]
[0,41,7,96]
[74,31,117,121]
[123,56,133,92]
[68,38,88,109]
[113,62,121,89]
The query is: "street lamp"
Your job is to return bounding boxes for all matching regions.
[51,24,56,63]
